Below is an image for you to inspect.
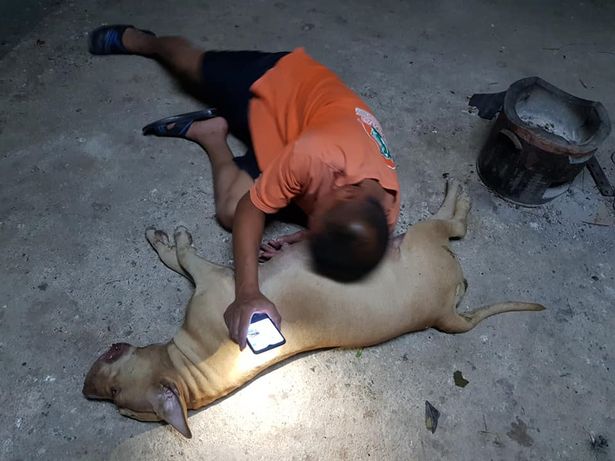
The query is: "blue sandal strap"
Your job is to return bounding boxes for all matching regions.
[88,24,155,55]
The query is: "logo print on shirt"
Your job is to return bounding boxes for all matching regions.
[355,108,396,170]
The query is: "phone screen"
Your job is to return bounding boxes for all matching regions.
[247,313,286,354]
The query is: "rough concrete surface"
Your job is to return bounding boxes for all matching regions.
[1,0,614,460]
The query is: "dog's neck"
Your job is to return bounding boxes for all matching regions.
[163,341,209,408]
[165,330,271,409]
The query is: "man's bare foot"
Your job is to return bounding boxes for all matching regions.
[122,27,157,55]
[185,117,229,149]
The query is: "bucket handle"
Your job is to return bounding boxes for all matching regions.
[499,129,523,151]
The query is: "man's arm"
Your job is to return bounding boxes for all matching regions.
[224,192,282,350]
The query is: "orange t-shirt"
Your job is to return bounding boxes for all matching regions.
[248,48,400,230]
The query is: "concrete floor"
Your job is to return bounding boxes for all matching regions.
[1,0,614,459]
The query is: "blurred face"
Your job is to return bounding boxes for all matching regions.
[309,184,371,233]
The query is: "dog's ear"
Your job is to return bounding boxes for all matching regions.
[148,381,192,438]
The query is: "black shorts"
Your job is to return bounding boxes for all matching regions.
[200,50,289,179]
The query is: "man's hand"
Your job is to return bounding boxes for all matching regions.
[224,292,281,350]
[259,230,308,262]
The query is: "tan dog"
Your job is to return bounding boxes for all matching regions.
[82,181,543,438]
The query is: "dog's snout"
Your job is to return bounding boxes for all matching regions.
[83,342,136,400]
[82,382,93,397]
[100,342,131,363]
[82,373,100,399]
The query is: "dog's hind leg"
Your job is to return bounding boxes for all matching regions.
[448,186,471,238]
[433,180,471,239]
[433,180,462,220]
[173,226,232,287]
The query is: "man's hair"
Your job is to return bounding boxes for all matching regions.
[309,198,389,282]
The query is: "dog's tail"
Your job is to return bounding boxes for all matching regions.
[438,302,545,334]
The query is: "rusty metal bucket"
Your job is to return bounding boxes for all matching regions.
[474,77,611,206]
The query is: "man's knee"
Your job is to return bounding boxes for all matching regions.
[215,198,239,230]
[215,173,253,230]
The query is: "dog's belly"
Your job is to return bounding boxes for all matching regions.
[263,245,463,347]
[180,243,462,355]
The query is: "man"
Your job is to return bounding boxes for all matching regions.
[89,25,401,350]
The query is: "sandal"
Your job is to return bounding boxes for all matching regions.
[142,108,220,138]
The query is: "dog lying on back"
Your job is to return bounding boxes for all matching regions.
[83,181,543,438]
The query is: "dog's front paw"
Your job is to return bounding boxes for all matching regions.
[146,227,171,248]
[174,226,193,247]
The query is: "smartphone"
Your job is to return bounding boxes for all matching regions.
[247,313,286,354]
